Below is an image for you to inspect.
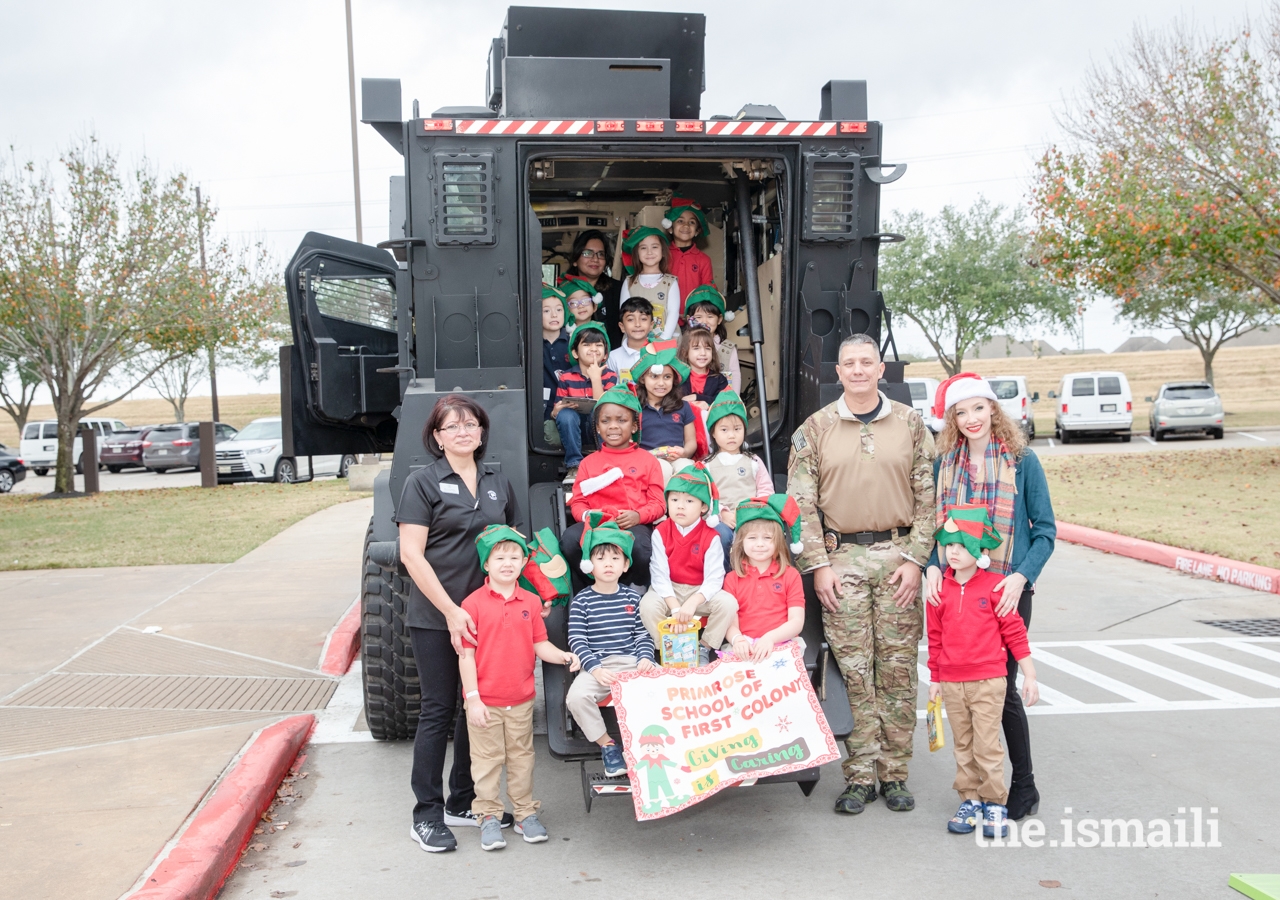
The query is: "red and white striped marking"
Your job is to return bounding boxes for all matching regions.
[704,120,838,137]
[456,119,595,135]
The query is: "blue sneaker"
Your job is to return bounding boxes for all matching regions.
[601,742,627,777]
[982,802,1009,839]
[947,799,983,834]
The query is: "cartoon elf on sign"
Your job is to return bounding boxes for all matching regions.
[635,725,691,813]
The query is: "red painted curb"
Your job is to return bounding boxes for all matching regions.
[127,714,315,900]
[320,598,361,676]
[1057,521,1280,595]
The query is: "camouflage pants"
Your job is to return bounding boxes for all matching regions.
[821,539,922,786]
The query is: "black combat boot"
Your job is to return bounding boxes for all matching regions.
[834,782,877,815]
[879,780,915,811]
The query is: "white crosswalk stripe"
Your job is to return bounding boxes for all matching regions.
[917,638,1280,717]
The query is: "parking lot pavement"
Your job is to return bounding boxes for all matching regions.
[0,497,372,900]
[1031,427,1279,458]
[219,542,1280,900]
[8,466,349,494]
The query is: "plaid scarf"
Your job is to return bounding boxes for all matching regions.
[936,439,1018,575]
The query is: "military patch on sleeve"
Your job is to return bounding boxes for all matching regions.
[791,430,809,452]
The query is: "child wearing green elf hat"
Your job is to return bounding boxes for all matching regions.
[564,513,656,777]
[633,343,698,463]
[562,386,666,591]
[703,390,773,532]
[551,322,618,482]
[638,464,739,666]
[619,226,680,342]
[723,494,807,663]
[927,504,1039,840]
[459,525,579,850]
[683,284,742,392]
[662,196,715,318]
[559,277,604,329]
[541,284,571,419]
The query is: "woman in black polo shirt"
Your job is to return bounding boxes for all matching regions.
[398,395,526,853]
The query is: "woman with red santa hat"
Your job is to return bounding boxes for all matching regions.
[924,372,1057,822]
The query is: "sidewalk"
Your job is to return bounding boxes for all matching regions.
[0,497,372,900]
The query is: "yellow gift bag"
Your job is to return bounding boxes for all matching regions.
[926,694,946,752]
[657,617,700,668]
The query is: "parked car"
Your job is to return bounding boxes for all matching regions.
[904,377,942,432]
[142,422,238,473]
[19,417,129,476]
[214,417,356,484]
[1052,371,1133,443]
[0,442,27,493]
[987,375,1036,440]
[100,425,161,472]
[1146,382,1224,441]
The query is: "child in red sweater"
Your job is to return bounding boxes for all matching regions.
[927,504,1039,840]
[638,464,737,666]
[723,495,807,663]
[662,196,714,321]
[563,386,665,591]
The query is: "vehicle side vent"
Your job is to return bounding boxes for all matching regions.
[802,152,859,242]
[432,151,496,246]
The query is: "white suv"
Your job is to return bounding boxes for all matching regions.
[19,418,129,476]
[987,375,1035,440]
[904,377,942,432]
[215,417,355,484]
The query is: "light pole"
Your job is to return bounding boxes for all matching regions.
[345,0,363,243]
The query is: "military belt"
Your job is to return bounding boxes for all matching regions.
[824,526,912,550]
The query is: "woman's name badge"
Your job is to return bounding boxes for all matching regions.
[439,482,459,494]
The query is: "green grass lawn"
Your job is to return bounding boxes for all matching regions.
[1040,448,1280,566]
[0,480,370,570]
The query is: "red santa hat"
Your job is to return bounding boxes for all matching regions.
[932,373,998,420]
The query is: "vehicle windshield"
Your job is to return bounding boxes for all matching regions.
[908,383,928,402]
[150,427,183,439]
[1071,378,1094,397]
[1165,386,1215,400]
[1098,376,1123,396]
[988,379,1019,400]
[231,421,282,441]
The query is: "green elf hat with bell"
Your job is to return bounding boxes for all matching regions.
[591,384,644,444]
[935,503,1003,569]
[683,283,736,322]
[735,494,805,554]
[620,225,669,275]
[706,389,748,432]
[639,723,676,747]
[664,462,720,527]
[637,343,690,383]
[474,524,529,572]
[661,195,709,235]
[559,277,604,308]
[568,321,611,363]
[576,511,636,575]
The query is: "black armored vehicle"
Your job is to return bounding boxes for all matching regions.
[281,6,907,804]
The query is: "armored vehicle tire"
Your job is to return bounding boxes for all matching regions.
[361,520,421,740]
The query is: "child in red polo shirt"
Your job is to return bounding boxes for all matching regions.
[638,465,738,666]
[459,525,579,851]
[724,495,807,663]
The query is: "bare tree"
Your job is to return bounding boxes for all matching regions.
[133,351,208,422]
[0,350,40,436]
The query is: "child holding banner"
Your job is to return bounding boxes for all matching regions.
[639,465,738,666]
[565,515,657,777]
[724,495,808,663]
[459,525,580,851]
[927,505,1039,840]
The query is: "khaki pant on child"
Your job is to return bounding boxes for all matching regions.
[942,677,1008,805]
[468,698,538,820]
[565,655,639,742]
[640,583,738,648]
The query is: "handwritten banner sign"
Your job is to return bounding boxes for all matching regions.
[612,643,839,820]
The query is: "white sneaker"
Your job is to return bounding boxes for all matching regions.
[444,809,512,828]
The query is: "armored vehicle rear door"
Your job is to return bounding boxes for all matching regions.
[282,232,401,455]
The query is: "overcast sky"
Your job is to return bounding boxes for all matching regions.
[0,0,1264,398]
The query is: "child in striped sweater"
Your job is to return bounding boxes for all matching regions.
[565,515,656,777]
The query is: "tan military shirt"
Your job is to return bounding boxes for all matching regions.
[787,391,937,572]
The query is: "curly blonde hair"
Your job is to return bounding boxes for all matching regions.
[937,398,1028,457]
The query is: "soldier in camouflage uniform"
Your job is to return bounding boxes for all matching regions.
[787,334,937,815]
